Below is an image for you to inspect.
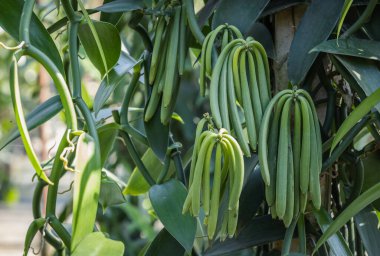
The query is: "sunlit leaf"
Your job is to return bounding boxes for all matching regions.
[72,232,124,256]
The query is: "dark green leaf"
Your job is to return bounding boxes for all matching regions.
[72,232,124,256]
[361,152,380,210]
[212,0,270,34]
[144,104,169,162]
[331,88,380,153]
[95,0,145,13]
[149,180,196,252]
[72,133,102,251]
[311,38,380,60]
[0,0,64,73]
[364,7,380,40]
[99,0,123,25]
[261,0,309,17]
[97,123,119,167]
[0,95,62,151]
[354,207,380,256]
[205,215,286,256]
[245,22,275,59]
[314,182,380,253]
[313,208,353,256]
[94,53,140,115]
[99,172,126,212]
[78,20,121,77]
[145,228,185,256]
[288,0,345,85]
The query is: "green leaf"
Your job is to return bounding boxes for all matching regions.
[354,207,380,256]
[364,7,380,40]
[97,123,119,167]
[311,38,380,61]
[288,0,345,85]
[145,228,185,256]
[9,57,52,185]
[95,0,145,13]
[71,133,102,251]
[361,152,380,210]
[336,0,353,38]
[72,232,124,256]
[314,182,380,253]
[94,53,141,115]
[99,0,123,25]
[261,0,308,17]
[0,95,62,151]
[123,149,175,195]
[330,87,380,153]
[120,204,156,240]
[313,208,353,256]
[205,215,286,256]
[149,180,196,252]
[99,172,126,212]
[246,22,275,59]
[212,0,270,34]
[23,218,45,256]
[144,104,169,162]
[0,0,64,73]
[78,20,121,77]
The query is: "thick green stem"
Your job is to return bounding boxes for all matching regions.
[184,0,205,44]
[49,216,71,249]
[75,98,99,147]
[20,0,36,43]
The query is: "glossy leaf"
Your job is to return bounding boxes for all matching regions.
[149,180,196,252]
[331,87,380,153]
[205,215,286,256]
[71,133,102,251]
[313,208,353,256]
[212,0,270,34]
[0,0,64,73]
[288,0,345,85]
[97,122,119,167]
[354,207,380,255]
[78,20,121,77]
[99,173,126,212]
[144,104,169,162]
[314,182,380,253]
[0,95,62,151]
[9,57,53,185]
[311,38,380,60]
[95,0,145,13]
[145,228,185,256]
[72,232,124,256]
[123,149,175,195]
[94,53,140,115]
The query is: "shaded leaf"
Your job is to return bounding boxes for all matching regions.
[212,0,270,34]
[205,215,286,256]
[99,173,126,212]
[288,0,345,85]
[149,180,196,252]
[72,232,124,256]
[361,152,380,210]
[354,207,380,256]
[24,218,45,256]
[337,0,353,38]
[99,0,123,25]
[313,208,352,256]
[0,0,64,73]
[311,38,380,60]
[145,228,185,256]
[95,0,145,13]
[97,122,119,167]
[78,20,121,77]
[261,0,309,17]
[331,87,380,153]
[72,133,102,251]
[245,22,275,59]
[314,182,380,253]
[0,95,62,151]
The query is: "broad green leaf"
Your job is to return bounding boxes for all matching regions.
[94,53,141,115]
[145,228,185,256]
[78,20,121,77]
[205,215,286,256]
[314,182,380,253]
[97,123,119,167]
[149,180,197,252]
[123,149,175,195]
[261,0,309,17]
[0,0,64,73]
[313,208,353,256]
[354,207,380,256]
[95,0,145,13]
[121,204,156,240]
[336,0,353,38]
[0,95,62,151]
[71,133,102,251]
[288,0,345,85]
[99,0,123,25]
[9,57,52,185]
[246,22,275,59]
[362,151,380,210]
[212,0,270,34]
[23,218,45,256]
[144,104,169,162]
[311,39,380,61]
[99,172,126,212]
[72,232,124,256]
[331,87,380,153]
